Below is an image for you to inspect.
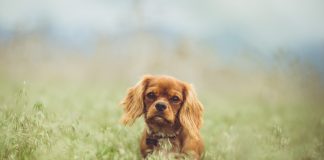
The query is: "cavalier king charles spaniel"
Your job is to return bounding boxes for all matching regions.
[121,75,204,159]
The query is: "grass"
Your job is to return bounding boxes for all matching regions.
[0,78,323,160]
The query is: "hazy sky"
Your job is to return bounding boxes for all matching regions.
[0,0,324,51]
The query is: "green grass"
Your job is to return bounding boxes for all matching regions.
[0,80,323,160]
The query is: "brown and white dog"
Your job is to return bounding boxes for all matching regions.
[121,75,204,159]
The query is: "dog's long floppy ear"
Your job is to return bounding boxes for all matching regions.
[180,83,204,140]
[121,75,152,125]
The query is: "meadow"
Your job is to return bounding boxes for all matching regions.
[0,37,323,160]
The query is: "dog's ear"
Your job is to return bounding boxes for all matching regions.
[121,75,152,125]
[180,83,204,139]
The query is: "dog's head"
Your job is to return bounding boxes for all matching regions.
[121,75,203,139]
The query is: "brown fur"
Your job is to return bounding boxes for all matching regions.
[121,75,204,159]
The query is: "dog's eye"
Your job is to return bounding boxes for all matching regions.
[147,92,156,99]
[170,96,180,102]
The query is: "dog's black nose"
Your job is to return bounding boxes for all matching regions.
[155,103,166,111]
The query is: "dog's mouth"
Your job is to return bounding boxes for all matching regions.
[153,115,165,120]
[148,115,171,124]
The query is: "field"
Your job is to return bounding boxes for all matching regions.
[0,38,324,160]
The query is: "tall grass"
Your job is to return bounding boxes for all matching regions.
[0,79,323,160]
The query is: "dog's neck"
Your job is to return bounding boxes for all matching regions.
[146,127,181,139]
[145,125,182,148]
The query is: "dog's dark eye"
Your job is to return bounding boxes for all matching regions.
[147,92,156,99]
[170,96,180,102]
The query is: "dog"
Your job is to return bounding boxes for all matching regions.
[120,75,204,159]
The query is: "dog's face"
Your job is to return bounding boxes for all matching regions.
[144,76,184,126]
[121,75,203,139]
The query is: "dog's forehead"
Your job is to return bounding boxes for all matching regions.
[147,76,184,92]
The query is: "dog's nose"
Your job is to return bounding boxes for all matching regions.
[155,103,166,111]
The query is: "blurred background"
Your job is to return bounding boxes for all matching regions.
[0,0,324,159]
[1,0,324,83]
